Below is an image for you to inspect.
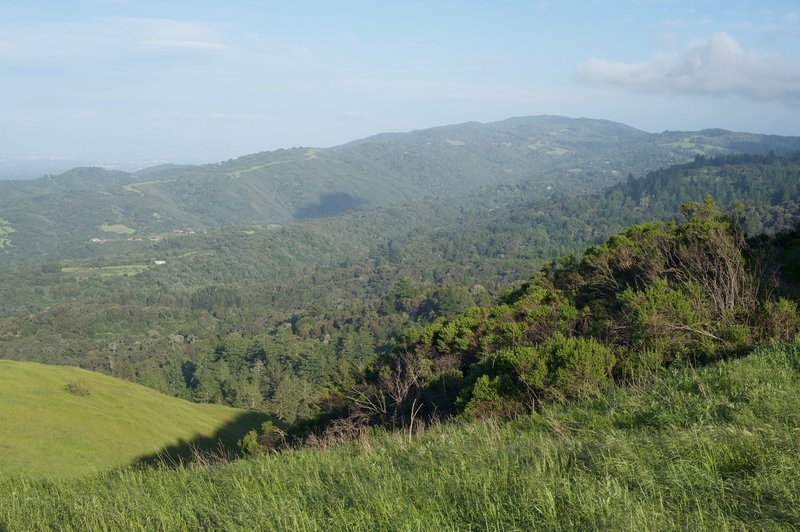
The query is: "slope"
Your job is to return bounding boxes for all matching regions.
[1,152,799,423]
[0,360,269,478]
[1,340,799,529]
[3,115,800,264]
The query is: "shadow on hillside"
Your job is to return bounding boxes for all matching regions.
[133,410,277,469]
[295,191,366,220]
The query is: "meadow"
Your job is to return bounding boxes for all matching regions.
[0,360,268,478]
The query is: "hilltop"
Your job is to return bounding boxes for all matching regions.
[0,360,270,477]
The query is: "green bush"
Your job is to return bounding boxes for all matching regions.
[543,335,615,400]
[617,279,715,363]
[238,421,277,457]
[497,346,547,391]
[460,375,522,419]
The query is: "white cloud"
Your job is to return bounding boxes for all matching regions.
[0,16,229,64]
[576,32,800,103]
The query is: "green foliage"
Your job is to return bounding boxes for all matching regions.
[497,346,547,391]
[460,374,521,419]
[542,335,615,400]
[760,297,800,342]
[618,279,714,363]
[8,115,766,265]
[387,200,799,424]
[238,421,277,457]
[237,429,261,457]
[2,150,800,432]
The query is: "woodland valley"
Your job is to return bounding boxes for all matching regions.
[2,115,800,529]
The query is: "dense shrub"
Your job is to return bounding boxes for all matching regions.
[64,381,90,396]
[369,200,800,424]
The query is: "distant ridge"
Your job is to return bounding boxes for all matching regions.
[1,115,800,263]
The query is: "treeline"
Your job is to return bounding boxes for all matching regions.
[297,200,800,446]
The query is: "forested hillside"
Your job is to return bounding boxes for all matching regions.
[1,152,799,428]
[2,116,799,264]
[5,0,800,526]
[366,200,798,427]
[4,287,800,529]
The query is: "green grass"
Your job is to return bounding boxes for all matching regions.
[0,360,267,478]
[2,341,799,529]
[99,223,136,235]
[61,264,151,277]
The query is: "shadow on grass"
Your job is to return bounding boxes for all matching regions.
[134,410,277,468]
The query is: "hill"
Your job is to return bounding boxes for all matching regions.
[1,152,799,426]
[2,339,798,529]
[2,115,800,264]
[0,360,270,478]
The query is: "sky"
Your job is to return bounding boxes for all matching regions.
[1,0,800,166]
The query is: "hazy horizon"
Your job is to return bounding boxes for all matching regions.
[2,0,799,172]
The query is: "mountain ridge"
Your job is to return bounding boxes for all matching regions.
[2,115,800,265]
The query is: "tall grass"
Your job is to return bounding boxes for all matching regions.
[2,340,799,530]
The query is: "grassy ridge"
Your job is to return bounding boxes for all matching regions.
[0,361,266,478]
[2,340,799,529]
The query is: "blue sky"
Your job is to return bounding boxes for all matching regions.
[1,0,799,164]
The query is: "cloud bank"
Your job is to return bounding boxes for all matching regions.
[576,33,800,102]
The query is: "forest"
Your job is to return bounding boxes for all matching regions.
[1,151,799,433]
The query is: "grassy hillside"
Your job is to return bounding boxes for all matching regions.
[1,340,798,529]
[0,360,269,478]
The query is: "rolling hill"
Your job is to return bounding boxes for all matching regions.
[1,152,799,422]
[2,115,800,264]
[0,360,270,478]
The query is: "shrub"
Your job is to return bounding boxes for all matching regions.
[460,375,522,419]
[543,335,615,400]
[237,421,278,457]
[64,381,90,396]
[760,298,800,342]
[617,279,715,363]
[497,346,547,392]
